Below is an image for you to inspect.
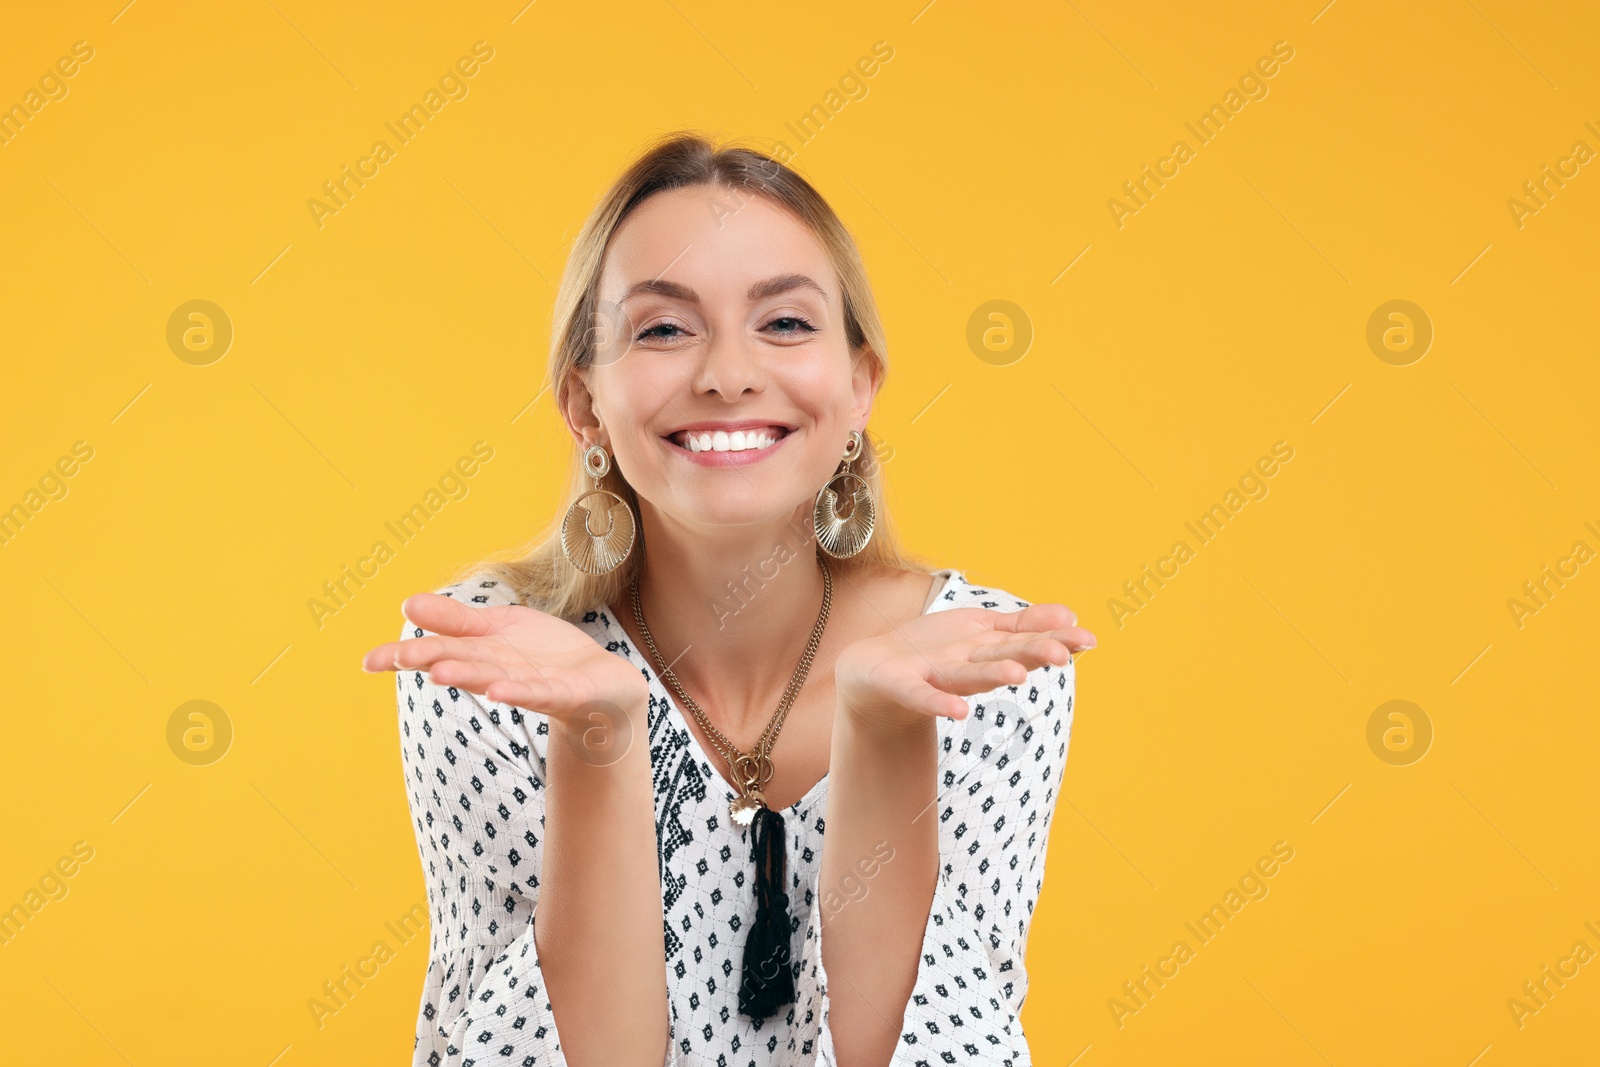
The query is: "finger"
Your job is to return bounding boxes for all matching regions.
[386,634,508,673]
[988,602,1079,633]
[362,642,404,673]
[485,678,563,715]
[997,626,1096,654]
[362,638,447,674]
[966,633,1081,668]
[399,592,500,639]
[426,658,517,693]
[896,676,971,720]
[1045,628,1095,653]
[930,658,1034,695]
[363,634,512,673]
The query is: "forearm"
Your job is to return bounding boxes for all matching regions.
[818,706,940,1066]
[537,700,670,1067]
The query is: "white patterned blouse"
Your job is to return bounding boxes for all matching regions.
[396,566,1075,1066]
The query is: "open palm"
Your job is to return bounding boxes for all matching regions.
[361,592,648,725]
[836,601,1092,727]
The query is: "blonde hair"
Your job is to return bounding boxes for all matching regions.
[450,129,934,620]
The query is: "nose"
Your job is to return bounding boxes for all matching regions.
[691,327,765,399]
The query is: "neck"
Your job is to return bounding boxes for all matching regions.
[623,500,838,738]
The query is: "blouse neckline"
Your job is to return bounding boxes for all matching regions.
[592,566,964,817]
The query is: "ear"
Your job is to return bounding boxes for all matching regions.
[559,368,606,451]
[849,343,882,426]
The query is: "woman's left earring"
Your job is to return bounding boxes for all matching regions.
[561,444,637,574]
[813,429,875,559]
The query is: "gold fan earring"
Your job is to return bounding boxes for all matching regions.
[813,429,875,559]
[561,444,637,574]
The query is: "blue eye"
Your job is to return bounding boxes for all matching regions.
[634,316,814,344]
[766,316,816,335]
[637,321,687,342]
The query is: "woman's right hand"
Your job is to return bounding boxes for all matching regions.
[361,592,648,727]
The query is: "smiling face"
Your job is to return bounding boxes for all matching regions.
[568,184,879,538]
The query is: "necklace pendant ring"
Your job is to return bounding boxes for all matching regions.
[732,752,775,791]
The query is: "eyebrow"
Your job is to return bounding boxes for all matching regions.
[619,273,828,305]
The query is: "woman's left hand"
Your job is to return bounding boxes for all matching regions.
[835,601,1095,730]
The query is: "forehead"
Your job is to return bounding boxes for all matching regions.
[599,184,837,302]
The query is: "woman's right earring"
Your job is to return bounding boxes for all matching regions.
[813,429,875,559]
[561,444,637,575]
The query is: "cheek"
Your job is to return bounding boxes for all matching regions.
[592,365,670,434]
[775,355,852,409]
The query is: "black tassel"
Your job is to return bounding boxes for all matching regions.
[738,805,797,1019]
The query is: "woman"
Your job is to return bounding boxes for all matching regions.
[362,131,1096,1067]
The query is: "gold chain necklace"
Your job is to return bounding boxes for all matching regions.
[629,552,832,827]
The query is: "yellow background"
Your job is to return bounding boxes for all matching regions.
[3,0,1597,1063]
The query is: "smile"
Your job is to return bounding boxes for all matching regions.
[662,426,795,466]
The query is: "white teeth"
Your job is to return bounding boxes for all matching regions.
[679,428,784,453]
